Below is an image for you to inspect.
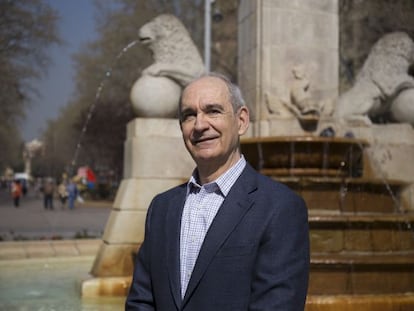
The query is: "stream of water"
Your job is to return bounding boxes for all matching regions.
[69,40,139,176]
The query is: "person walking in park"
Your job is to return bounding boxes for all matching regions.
[58,181,68,209]
[43,179,54,210]
[66,179,78,210]
[11,180,22,208]
[126,73,310,310]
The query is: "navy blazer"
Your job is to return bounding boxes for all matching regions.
[126,163,309,311]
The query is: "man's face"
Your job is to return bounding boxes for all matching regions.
[179,76,249,167]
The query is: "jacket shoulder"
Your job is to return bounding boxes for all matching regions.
[152,182,187,202]
[243,163,305,204]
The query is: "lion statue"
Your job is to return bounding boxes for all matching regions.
[335,32,414,126]
[130,14,205,118]
[138,14,205,87]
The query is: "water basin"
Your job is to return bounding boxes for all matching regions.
[0,256,124,311]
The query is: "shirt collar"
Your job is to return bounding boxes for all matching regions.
[186,156,246,197]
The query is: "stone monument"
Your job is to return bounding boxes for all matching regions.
[82,14,203,296]
[83,3,414,310]
[237,0,414,195]
[130,14,205,118]
[238,0,338,136]
[335,31,414,126]
[238,1,414,310]
[23,139,43,178]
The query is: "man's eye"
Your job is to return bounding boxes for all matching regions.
[181,113,196,122]
[207,109,222,115]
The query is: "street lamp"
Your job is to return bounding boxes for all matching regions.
[204,0,222,72]
[204,0,213,72]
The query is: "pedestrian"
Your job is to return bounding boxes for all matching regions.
[58,181,68,209]
[126,73,310,310]
[66,179,78,210]
[43,178,54,210]
[11,180,22,208]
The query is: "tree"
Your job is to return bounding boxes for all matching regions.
[40,0,239,183]
[0,0,60,173]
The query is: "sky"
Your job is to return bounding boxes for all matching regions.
[22,0,98,141]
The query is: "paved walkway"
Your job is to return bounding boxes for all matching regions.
[0,188,112,241]
[0,188,113,260]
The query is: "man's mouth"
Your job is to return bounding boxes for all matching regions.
[192,136,217,145]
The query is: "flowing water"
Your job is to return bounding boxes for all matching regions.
[69,40,139,176]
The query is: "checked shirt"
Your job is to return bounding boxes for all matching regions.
[180,156,246,298]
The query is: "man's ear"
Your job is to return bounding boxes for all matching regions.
[237,106,250,135]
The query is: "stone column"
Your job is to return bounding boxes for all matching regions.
[238,0,339,136]
[82,118,194,296]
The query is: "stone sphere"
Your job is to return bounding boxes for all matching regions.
[390,88,414,125]
[130,75,181,118]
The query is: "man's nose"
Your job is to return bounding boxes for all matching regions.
[194,112,209,130]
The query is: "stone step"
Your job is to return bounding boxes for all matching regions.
[309,212,414,253]
[241,136,367,178]
[312,251,414,265]
[309,211,414,221]
[305,293,414,311]
[309,252,414,295]
[274,176,409,212]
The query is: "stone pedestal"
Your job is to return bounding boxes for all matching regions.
[82,118,194,297]
[238,0,338,132]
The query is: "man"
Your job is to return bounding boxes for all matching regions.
[11,180,22,208]
[126,73,309,310]
[66,178,78,210]
[43,178,54,210]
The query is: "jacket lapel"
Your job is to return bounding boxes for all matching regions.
[182,165,257,306]
[166,186,187,309]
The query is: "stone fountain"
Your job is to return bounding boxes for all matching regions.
[82,1,414,310]
[237,1,414,310]
[240,135,414,310]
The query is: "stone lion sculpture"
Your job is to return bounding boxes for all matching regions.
[335,32,414,126]
[130,14,205,118]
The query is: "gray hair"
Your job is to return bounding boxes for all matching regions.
[202,72,246,111]
[178,72,246,116]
